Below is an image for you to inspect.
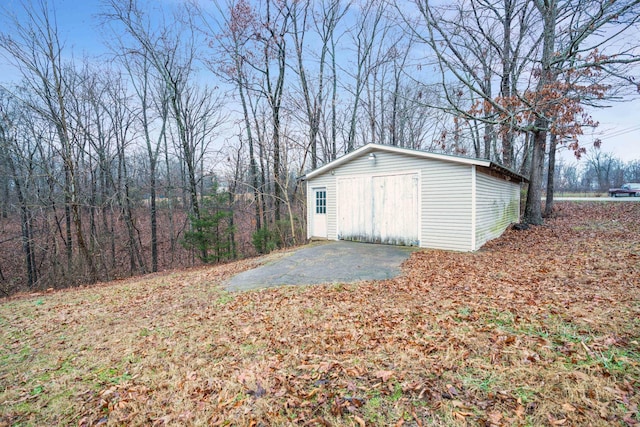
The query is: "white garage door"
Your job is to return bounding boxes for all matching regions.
[337,173,419,246]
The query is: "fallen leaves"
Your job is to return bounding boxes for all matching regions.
[1,202,639,426]
[374,370,395,383]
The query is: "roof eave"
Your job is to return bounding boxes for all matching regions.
[303,144,376,180]
[303,143,528,183]
[488,163,529,183]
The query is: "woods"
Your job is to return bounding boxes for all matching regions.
[1,0,639,294]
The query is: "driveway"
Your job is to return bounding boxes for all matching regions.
[225,241,418,291]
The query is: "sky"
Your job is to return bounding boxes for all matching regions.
[1,0,639,165]
[570,99,640,163]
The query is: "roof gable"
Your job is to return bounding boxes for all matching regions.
[304,143,527,183]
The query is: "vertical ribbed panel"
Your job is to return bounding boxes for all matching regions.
[306,150,517,251]
[475,172,520,249]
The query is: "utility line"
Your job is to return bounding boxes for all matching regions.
[592,124,640,139]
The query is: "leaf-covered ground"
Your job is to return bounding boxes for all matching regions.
[1,202,639,426]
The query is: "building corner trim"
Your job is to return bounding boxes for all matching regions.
[471,165,477,251]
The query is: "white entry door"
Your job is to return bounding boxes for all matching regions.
[312,188,327,238]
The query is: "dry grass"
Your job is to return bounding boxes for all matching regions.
[1,202,639,426]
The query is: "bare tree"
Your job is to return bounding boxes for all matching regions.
[405,0,640,225]
[402,0,540,165]
[207,0,295,234]
[0,91,38,288]
[104,0,225,261]
[205,0,265,233]
[285,0,349,169]
[113,50,170,273]
[0,0,97,278]
[524,0,640,224]
[345,1,385,152]
[314,0,350,162]
[584,148,622,192]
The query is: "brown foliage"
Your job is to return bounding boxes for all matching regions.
[0,200,274,295]
[1,202,639,426]
[470,50,610,158]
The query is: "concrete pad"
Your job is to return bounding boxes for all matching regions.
[225,241,418,291]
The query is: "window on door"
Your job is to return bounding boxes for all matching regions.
[315,190,326,214]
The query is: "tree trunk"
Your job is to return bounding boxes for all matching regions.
[143,100,162,273]
[483,122,493,161]
[236,63,261,232]
[331,35,338,160]
[64,166,73,272]
[523,125,547,225]
[523,0,558,225]
[0,155,8,218]
[273,112,282,223]
[163,132,177,265]
[19,200,36,288]
[150,165,158,272]
[500,0,515,168]
[544,132,557,217]
[4,150,37,288]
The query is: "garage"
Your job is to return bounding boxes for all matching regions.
[337,173,419,245]
[304,143,527,252]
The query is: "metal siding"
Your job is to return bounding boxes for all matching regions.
[422,161,473,251]
[332,151,425,176]
[307,150,481,251]
[475,172,520,249]
[306,143,496,180]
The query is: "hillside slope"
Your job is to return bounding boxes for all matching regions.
[1,202,639,426]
